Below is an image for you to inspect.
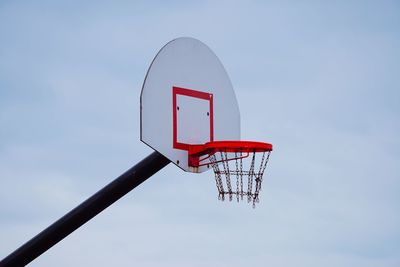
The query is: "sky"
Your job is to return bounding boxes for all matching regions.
[1,0,399,266]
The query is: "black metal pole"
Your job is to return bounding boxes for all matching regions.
[0,151,170,267]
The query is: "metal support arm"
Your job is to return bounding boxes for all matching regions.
[0,151,170,267]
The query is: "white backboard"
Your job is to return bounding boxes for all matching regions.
[140,37,240,173]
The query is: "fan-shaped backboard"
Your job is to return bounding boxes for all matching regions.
[140,37,240,173]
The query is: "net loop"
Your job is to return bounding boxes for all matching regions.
[188,141,273,208]
[208,150,271,208]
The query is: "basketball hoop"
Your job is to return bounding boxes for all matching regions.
[188,141,273,207]
[140,37,275,208]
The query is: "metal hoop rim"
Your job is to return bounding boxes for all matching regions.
[189,140,273,157]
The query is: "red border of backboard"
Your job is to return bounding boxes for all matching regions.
[172,86,214,150]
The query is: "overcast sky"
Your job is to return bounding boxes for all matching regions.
[1,1,399,266]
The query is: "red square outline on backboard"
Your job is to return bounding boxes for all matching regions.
[173,86,214,150]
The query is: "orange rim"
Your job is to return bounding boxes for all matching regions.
[189,140,273,156]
